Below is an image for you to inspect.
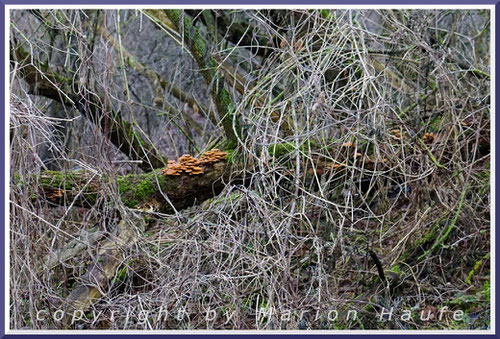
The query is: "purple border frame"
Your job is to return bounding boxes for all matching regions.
[1,1,497,337]
[0,0,498,4]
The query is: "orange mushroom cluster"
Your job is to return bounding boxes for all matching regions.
[199,149,227,164]
[162,154,203,176]
[390,129,403,140]
[422,132,435,144]
[47,189,64,200]
[162,149,227,176]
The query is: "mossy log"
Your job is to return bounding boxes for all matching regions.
[33,139,408,214]
[37,161,233,213]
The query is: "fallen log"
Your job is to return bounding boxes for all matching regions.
[35,152,234,214]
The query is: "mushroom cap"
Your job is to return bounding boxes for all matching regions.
[164,169,178,175]
[163,149,226,176]
[200,149,227,163]
[422,132,435,143]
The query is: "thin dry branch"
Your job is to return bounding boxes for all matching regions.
[11,42,167,171]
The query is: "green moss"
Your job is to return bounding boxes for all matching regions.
[268,142,298,158]
[135,178,155,200]
[166,9,206,58]
[267,140,324,159]
[183,17,207,59]
[466,253,490,285]
[218,89,240,144]
[117,175,141,208]
[191,31,207,58]
[220,90,232,109]
[390,265,401,274]
[430,115,443,132]
[482,280,490,302]
[117,175,132,194]
[127,199,139,208]
[319,9,333,19]
[39,170,78,190]
[222,139,237,152]
[223,148,238,164]
[165,9,181,26]
[113,261,132,284]
[117,171,164,208]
